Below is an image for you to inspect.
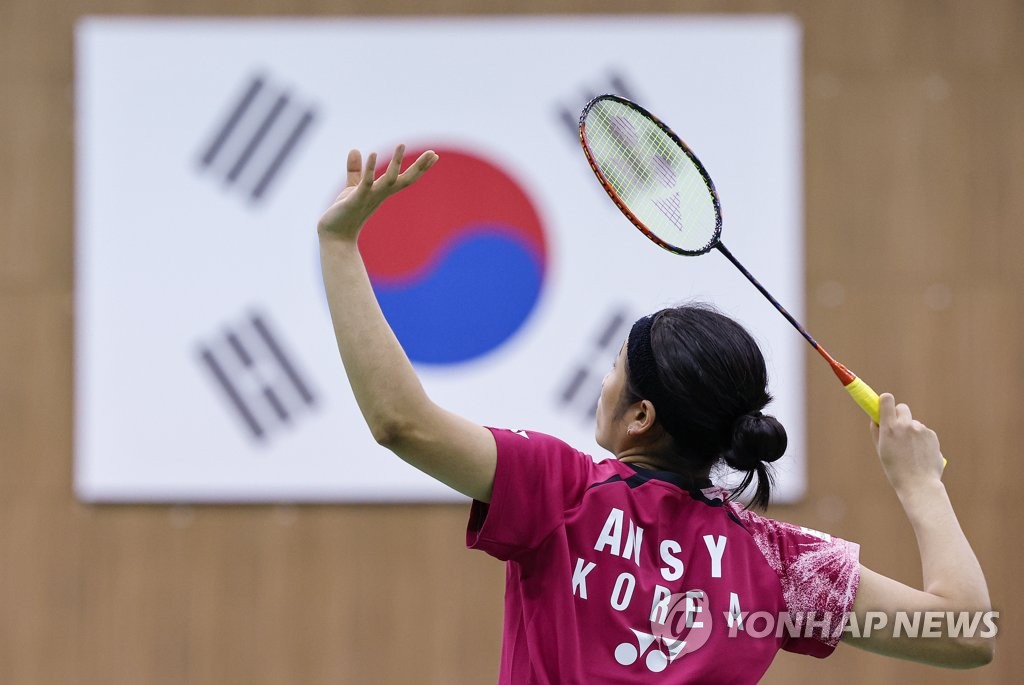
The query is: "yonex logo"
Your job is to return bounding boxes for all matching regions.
[610,115,640,148]
[614,628,684,673]
[197,73,317,203]
[652,192,684,231]
[651,155,677,188]
[615,590,714,673]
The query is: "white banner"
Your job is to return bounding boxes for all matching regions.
[75,16,805,502]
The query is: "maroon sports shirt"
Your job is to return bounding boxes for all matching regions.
[467,429,860,684]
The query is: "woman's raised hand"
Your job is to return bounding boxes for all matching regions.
[317,144,438,242]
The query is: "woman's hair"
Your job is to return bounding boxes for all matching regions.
[624,303,787,508]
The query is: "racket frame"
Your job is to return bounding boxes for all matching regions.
[579,94,723,257]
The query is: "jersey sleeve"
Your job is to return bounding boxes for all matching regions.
[466,428,595,561]
[736,509,861,658]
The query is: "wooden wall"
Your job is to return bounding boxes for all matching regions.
[1,0,1019,682]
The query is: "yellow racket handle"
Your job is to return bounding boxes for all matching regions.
[843,377,946,469]
[843,376,880,422]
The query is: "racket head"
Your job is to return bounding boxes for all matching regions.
[579,94,723,256]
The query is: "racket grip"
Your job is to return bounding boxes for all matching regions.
[843,376,947,469]
[844,376,880,423]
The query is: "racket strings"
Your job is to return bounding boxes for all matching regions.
[586,110,671,200]
[583,100,719,254]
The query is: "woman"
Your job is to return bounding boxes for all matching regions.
[318,145,993,683]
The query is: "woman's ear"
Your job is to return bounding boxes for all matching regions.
[627,399,659,436]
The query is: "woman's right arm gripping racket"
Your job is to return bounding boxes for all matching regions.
[844,394,992,667]
[318,145,497,502]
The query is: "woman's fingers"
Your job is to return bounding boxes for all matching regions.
[878,393,896,425]
[320,145,437,239]
[417,150,439,171]
[880,393,913,429]
[335,145,436,210]
[346,149,363,188]
[362,152,378,187]
[383,144,406,185]
[395,150,438,188]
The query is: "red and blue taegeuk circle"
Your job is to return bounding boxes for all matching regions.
[359,147,548,365]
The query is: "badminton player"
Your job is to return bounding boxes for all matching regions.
[318,145,994,683]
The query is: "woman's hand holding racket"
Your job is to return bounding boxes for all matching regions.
[871,394,946,494]
[318,144,438,242]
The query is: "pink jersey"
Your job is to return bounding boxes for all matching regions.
[467,429,860,684]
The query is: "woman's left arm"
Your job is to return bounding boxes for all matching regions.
[318,145,497,502]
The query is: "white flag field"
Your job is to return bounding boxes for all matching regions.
[75,16,806,502]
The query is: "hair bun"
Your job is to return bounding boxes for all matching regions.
[723,412,788,471]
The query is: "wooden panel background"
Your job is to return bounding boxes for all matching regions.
[1,0,1020,682]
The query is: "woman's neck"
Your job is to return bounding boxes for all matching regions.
[617,450,712,483]
[617,454,673,471]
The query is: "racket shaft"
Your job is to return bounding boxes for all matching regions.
[715,244,819,349]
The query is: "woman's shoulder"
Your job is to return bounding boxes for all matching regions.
[488,427,603,463]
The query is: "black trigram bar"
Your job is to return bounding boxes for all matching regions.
[558,308,633,420]
[197,312,317,441]
[198,74,317,203]
[557,70,641,141]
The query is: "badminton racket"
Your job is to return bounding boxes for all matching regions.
[579,94,884,426]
